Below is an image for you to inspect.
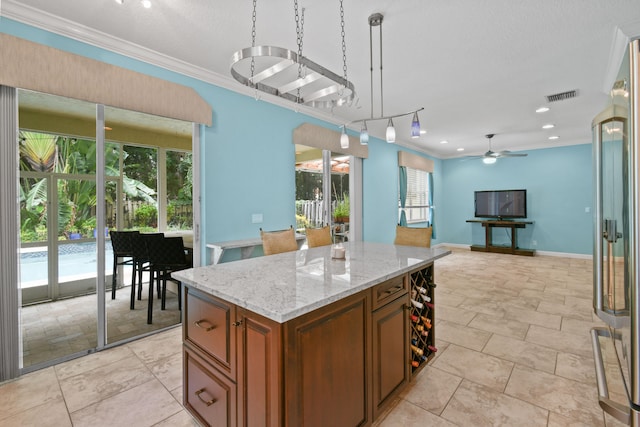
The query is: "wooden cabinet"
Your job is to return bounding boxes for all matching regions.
[372,285,410,419]
[183,271,426,426]
[284,292,371,427]
[236,307,282,427]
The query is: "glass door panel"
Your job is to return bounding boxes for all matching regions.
[19,175,49,304]
[330,154,350,242]
[295,145,326,234]
[18,90,98,368]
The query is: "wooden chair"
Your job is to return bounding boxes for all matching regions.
[260,226,298,255]
[109,230,139,300]
[394,225,432,248]
[305,225,333,248]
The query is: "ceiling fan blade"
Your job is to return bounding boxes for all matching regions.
[497,152,527,157]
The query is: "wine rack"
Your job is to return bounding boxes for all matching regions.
[408,264,437,374]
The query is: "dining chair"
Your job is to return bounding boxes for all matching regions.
[394,225,432,248]
[145,236,189,324]
[260,226,298,255]
[109,230,139,300]
[130,232,164,310]
[305,225,333,248]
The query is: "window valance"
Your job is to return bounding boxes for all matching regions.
[398,150,433,172]
[0,34,212,126]
[293,123,368,158]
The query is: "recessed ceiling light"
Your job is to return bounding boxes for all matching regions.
[536,107,550,113]
[440,140,449,144]
[420,129,427,135]
[542,124,555,129]
[114,0,124,3]
[548,135,559,140]
[456,148,464,152]
[141,0,151,8]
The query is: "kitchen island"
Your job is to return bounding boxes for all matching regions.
[173,241,450,427]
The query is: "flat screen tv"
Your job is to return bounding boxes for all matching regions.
[474,189,527,219]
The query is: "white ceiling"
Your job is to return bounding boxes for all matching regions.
[2,0,640,159]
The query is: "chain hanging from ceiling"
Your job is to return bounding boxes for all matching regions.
[230,0,355,109]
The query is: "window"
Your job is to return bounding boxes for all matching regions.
[401,167,430,223]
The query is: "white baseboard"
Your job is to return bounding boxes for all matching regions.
[432,242,592,260]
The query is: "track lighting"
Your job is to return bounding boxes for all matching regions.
[340,13,423,146]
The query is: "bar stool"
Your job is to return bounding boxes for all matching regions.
[109,230,139,300]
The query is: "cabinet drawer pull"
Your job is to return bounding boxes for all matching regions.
[384,285,403,294]
[195,388,216,406]
[194,320,215,332]
[232,320,243,327]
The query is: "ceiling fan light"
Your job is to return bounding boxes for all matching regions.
[360,122,369,145]
[483,157,497,164]
[340,127,349,149]
[386,118,396,143]
[411,112,421,138]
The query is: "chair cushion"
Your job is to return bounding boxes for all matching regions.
[261,227,298,255]
[394,225,432,248]
[306,226,333,248]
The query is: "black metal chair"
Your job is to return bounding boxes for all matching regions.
[130,232,164,310]
[109,230,139,300]
[146,236,189,324]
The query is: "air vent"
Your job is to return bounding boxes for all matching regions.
[546,90,578,103]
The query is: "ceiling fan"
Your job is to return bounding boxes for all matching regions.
[471,134,528,164]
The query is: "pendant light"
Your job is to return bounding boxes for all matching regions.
[340,126,349,149]
[360,122,369,145]
[411,112,421,138]
[386,118,396,143]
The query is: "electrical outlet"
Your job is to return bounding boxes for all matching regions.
[251,213,263,224]
[585,207,591,213]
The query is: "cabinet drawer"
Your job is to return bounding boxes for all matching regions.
[184,287,236,378]
[372,275,408,310]
[184,347,236,427]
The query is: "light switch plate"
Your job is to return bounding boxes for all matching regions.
[252,213,263,224]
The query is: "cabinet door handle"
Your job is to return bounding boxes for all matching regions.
[194,320,215,332]
[195,388,217,406]
[232,320,243,327]
[384,285,403,294]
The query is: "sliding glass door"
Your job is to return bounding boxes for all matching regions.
[17,89,194,370]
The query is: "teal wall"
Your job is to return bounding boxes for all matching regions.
[1,18,593,258]
[440,143,593,254]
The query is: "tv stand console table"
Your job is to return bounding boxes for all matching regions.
[466,219,535,256]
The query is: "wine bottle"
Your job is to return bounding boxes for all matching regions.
[420,293,431,303]
[411,345,424,356]
[410,299,423,310]
[415,324,424,331]
[410,314,419,323]
[417,286,427,294]
[427,345,438,353]
[425,302,434,310]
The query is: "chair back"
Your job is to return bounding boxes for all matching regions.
[132,232,164,261]
[306,225,333,248]
[109,230,139,256]
[261,226,298,255]
[147,236,188,268]
[394,225,432,248]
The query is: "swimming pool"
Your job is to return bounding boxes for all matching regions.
[20,241,116,288]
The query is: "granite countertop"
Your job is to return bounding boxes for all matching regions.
[173,241,450,323]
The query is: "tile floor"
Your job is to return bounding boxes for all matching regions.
[0,248,627,426]
[21,282,181,367]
